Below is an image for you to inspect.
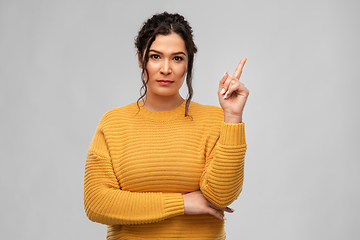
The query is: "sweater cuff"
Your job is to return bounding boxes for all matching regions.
[219,122,246,146]
[163,193,184,219]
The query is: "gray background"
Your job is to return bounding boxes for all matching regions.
[1,0,359,239]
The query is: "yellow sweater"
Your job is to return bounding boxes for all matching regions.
[84,101,247,239]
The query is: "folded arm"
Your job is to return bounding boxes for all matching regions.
[200,122,247,208]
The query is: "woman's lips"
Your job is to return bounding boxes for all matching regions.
[157,80,174,86]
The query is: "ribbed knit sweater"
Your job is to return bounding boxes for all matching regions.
[84,101,247,239]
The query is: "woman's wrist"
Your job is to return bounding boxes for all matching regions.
[224,113,243,124]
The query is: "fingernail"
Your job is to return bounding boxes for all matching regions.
[230,208,235,212]
[223,90,229,99]
[223,217,227,221]
[220,88,226,95]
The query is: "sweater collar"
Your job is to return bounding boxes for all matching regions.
[135,100,187,121]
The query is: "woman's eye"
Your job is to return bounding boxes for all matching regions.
[174,56,183,61]
[150,54,160,60]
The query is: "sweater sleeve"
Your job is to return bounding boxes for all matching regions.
[200,121,247,208]
[84,119,184,225]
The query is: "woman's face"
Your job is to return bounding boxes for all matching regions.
[144,33,188,99]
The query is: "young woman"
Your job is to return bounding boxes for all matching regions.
[84,12,249,239]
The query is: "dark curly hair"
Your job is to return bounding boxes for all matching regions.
[135,12,198,116]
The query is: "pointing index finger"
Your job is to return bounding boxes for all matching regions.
[233,57,247,80]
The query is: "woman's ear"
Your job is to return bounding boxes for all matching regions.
[137,51,143,69]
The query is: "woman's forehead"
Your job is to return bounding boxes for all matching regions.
[150,33,187,54]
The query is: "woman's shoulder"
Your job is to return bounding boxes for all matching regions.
[99,102,138,123]
[189,101,223,122]
[190,101,223,114]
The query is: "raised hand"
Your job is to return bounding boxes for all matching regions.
[218,58,249,123]
[182,190,234,221]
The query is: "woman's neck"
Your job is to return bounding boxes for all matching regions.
[140,93,184,112]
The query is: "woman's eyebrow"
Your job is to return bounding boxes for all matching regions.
[149,49,187,56]
[173,51,187,56]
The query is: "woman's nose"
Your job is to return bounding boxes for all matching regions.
[160,60,172,75]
